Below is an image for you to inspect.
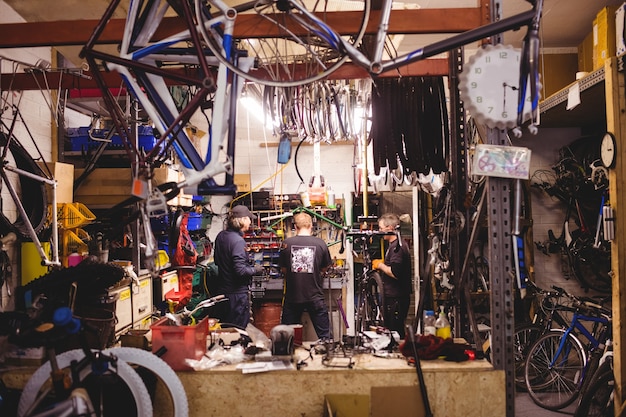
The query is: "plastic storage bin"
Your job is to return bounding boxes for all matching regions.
[151,316,208,371]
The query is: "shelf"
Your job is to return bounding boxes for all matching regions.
[538,67,606,128]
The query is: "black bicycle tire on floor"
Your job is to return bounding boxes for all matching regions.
[573,368,614,417]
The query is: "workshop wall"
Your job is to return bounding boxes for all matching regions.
[515,126,587,294]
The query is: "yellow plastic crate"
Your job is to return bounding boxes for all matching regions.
[62,228,90,256]
[57,203,96,229]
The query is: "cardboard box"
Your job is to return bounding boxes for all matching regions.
[578,31,594,73]
[324,386,426,417]
[37,161,74,204]
[74,167,190,207]
[324,394,369,417]
[593,5,618,69]
[234,173,251,192]
[539,53,579,98]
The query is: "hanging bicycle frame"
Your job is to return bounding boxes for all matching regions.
[80,0,251,196]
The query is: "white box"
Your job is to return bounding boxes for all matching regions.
[617,3,626,56]
[158,270,180,301]
[133,275,153,324]
[112,286,133,333]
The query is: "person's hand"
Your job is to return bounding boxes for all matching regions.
[253,264,265,275]
[372,259,383,270]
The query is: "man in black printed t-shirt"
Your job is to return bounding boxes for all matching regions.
[279,212,332,340]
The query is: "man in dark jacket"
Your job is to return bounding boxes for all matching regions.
[213,205,264,328]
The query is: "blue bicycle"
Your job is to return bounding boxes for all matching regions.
[523,292,612,410]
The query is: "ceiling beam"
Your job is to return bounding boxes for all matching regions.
[0,59,449,91]
[0,8,483,49]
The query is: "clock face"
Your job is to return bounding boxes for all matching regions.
[600,132,616,168]
[459,44,539,130]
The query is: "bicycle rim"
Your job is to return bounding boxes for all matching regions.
[513,323,543,391]
[571,241,612,294]
[524,331,585,410]
[365,271,384,328]
[17,348,153,417]
[198,0,371,87]
[108,347,189,417]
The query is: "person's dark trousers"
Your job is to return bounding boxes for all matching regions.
[217,292,250,329]
[281,298,331,340]
[384,296,410,339]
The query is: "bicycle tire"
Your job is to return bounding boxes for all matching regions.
[356,271,385,333]
[569,234,612,294]
[108,347,189,417]
[0,132,48,238]
[513,322,543,391]
[196,0,371,87]
[524,330,586,410]
[17,348,153,417]
[573,368,614,417]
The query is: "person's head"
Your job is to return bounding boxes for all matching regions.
[293,212,313,234]
[378,213,399,241]
[227,205,256,232]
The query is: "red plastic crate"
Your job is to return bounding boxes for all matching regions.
[151,316,208,371]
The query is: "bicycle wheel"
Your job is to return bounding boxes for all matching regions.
[524,330,586,410]
[569,234,612,294]
[573,363,614,417]
[355,271,384,333]
[108,347,189,417]
[513,322,543,391]
[196,0,371,87]
[18,348,153,417]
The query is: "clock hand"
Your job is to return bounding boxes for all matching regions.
[502,83,518,113]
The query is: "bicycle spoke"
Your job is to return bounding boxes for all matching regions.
[198,0,371,87]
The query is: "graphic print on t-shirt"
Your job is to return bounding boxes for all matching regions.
[291,245,315,273]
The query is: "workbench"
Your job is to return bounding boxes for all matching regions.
[2,347,504,417]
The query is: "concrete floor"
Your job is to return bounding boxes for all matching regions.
[515,392,577,416]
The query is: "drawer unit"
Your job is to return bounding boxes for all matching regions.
[133,275,153,325]
[154,270,180,305]
[111,285,132,333]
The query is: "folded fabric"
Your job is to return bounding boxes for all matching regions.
[399,334,471,362]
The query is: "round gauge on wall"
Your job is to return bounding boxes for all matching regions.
[459,44,541,130]
[600,132,616,169]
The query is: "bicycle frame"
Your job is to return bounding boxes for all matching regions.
[0,109,60,267]
[551,312,609,371]
[81,0,249,196]
[0,164,60,267]
[207,0,543,133]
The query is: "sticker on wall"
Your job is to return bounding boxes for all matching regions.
[472,144,532,180]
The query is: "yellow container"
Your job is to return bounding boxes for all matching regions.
[21,242,50,285]
[57,202,96,229]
